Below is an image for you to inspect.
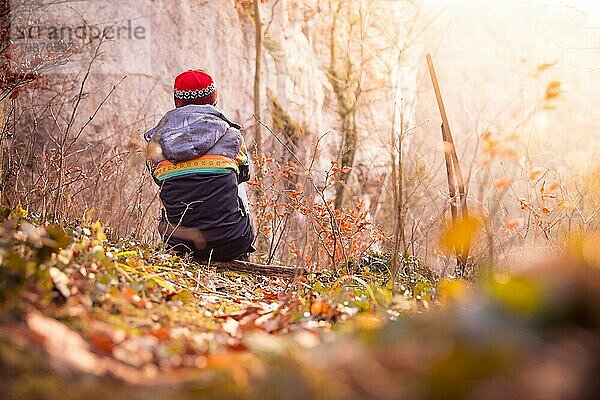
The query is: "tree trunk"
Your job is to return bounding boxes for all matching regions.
[0,0,10,99]
[253,0,263,156]
[0,0,10,197]
[390,101,406,281]
[334,111,357,209]
[329,0,358,210]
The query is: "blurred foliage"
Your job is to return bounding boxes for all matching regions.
[0,208,599,399]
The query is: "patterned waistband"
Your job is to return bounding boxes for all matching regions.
[154,155,238,181]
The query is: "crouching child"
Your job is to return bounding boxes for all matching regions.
[144,69,255,261]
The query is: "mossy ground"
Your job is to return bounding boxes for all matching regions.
[1,212,598,399]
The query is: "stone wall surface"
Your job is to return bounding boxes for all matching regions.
[13,0,340,152]
[9,0,423,179]
[5,0,422,230]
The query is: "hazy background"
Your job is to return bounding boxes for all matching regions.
[3,0,599,270]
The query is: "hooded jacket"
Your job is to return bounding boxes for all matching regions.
[144,105,254,261]
[145,104,250,182]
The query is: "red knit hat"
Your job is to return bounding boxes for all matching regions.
[173,69,218,108]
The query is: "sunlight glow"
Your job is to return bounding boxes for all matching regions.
[553,0,600,23]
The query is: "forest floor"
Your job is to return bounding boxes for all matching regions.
[1,211,599,400]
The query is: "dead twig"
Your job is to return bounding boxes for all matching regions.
[198,259,308,278]
[426,53,470,275]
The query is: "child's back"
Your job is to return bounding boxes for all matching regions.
[144,70,254,261]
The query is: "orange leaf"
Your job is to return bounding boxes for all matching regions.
[259,289,278,301]
[545,81,561,100]
[151,326,170,342]
[205,353,244,369]
[493,177,512,191]
[499,146,519,159]
[558,200,576,211]
[481,130,493,141]
[288,243,300,259]
[505,219,520,231]
[123,287,145,308]
[439,215,481,254]
[310,300,331,317]
[537,61,556,73]
[529,167,544,181]
[90,331,116,354]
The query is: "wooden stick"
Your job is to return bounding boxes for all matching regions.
[426,54,459,220]
[205,260,308,278]
[426,54,468,215]
[426,53,470,273]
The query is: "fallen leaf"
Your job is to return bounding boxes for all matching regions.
[49,267,71,299]
[259,289,278,301]
[310,300,331,317]
[238,312,261,329]
[90,330,117,354]
[255,312,284,332]
[123,287,146,309]
[354,313,384,330]
[223,317,241,338]
[25,312,149,384]
[151,326,170,342]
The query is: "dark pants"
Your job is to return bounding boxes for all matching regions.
[158,172,256,261]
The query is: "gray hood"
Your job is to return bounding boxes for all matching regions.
[144,105,243,163]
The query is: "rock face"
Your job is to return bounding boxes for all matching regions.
[13,0,423,163]
[17,0,339,152]
[6,0,420,234]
